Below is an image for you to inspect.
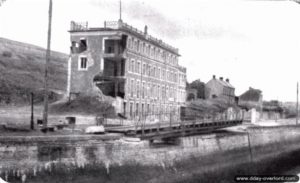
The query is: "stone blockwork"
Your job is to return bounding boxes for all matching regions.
[1,125,300,175]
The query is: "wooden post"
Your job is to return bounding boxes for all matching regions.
[169,112,172,128]
[30,92,34,130]
[43,0,53,132]
[247,131,253,162]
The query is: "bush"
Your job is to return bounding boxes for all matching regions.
[2,51,12,57]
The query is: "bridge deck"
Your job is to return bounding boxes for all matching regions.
[106,119,243,139]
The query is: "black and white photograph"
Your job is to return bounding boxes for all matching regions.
[1,0,300,182]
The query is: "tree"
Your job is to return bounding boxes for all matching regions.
[189,79,206,99]
[0,0,6,6]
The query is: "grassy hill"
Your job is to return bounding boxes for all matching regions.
[0,37,68,105]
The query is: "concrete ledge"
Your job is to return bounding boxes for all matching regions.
[0,133,122,144]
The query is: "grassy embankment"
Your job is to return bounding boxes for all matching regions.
[0,37,68,105]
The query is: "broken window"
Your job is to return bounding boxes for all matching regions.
[80,39,87,51]
[71,39,87,54]
[79,57,87,70]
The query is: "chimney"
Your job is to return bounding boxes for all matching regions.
[226,78,229,83]
[144,25,148,35]
[219,77,223,81]
[213,75,216,79]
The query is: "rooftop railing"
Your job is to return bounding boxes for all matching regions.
[70,21,88,31]
[71,20,179,54]
[104,20,179,54]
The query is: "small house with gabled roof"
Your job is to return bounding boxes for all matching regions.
[205,75,235,104]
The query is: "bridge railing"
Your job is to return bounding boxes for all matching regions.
[125,110,243,134]
[99,108,244,134]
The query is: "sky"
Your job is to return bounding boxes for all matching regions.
[1,0,300,102]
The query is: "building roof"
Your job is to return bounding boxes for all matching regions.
[239,87,262,102]
[207,78,234,89]
[69,20,180,56]
[217,79,234,88]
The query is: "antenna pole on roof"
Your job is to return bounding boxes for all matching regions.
[119,0,122,21]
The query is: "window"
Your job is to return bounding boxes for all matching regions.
[128,37,132,49]
[136,103,139,116]
[131,59,135,73]
[158,68,161,79]
[128,60,131,72]
[79,56,87,70]
[137,81,140,98]
[127,79,131,97]
[147,45,150,56]
[131,79,135,97]
[80,39,87,52]
[143,43,146,54]
[140,42,143,53]
[148,65,151,76]
[158,86,160,99]
[150,47,154,57]
[142,82,145,99]
[143,63,146,75]
[148,83,151,98]
[136,40,140,52]
[130,103,133,117]
[137,62,140,74]
[166,87,169,98]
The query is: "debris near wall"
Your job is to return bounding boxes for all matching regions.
[189,98,238,113]
[49,95,116,118]
[182,98,239,120]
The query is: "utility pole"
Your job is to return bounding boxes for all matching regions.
[43,0,52,131]
[297,82,299,125]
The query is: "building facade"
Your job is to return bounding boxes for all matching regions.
[205,75,235,103]
[68,20,186,119]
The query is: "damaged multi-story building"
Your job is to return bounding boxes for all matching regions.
[67,19,186,120]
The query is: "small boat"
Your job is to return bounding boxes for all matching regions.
[123,137,141,142]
